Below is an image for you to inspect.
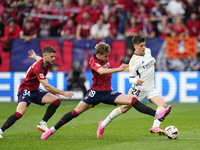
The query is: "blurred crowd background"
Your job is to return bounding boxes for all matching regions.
[0,0,200,71]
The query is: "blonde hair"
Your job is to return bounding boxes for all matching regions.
[95,42,111,55]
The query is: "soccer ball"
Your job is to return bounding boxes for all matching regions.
[165,126,179,139]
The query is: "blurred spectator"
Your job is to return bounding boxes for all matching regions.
[1,10,9,25]
[51,64,59,72]
[75,0,89,23]
[27,8,41,28]
[19,20,37,43]
[9,0,25,27]
[157,15,173,38]
[88,0,103,23]
[4,18,21,39]
[186,13,200,38]
[142,0,155,13]
[115,0,129,36]
[171,17,188,37]
[106,15,118,39]
[3,0,13,12]
[50,12,66,36]
[0,2,5,16]
[84,0,91,7]
[124,16,140,50]
[165,0,186,21]
[191,52,200,71]
[20,0,33,13]
[102,0,117,22]
[38,0,48,9]
[130,0,143,17]
[76,11,93,41]
[90,18,109,41]
[0,18,5,36]
[121,48,134,64]
[61,19,76,39]
[159,0,168,9]
[62,0,77,18]
[124,16,140,37]
[185,0,198,20]
[139,17,155,38]
[38,18,51,37]
[136,5,150,24]
[150,0,166,36]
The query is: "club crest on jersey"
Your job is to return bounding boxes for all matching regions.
[95,63,101,67]
[39,73,45,78]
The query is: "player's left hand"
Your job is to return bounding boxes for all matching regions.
[28,49,36,59]
[63,91,74,99]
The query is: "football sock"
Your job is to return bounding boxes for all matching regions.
[152,107,164,127]
[42,99,61,122]
[101,107,122,128]
[54,109,79,130]
[132,98,156,116]
[1,112,22,132]
[50,126,56,132]
[0,129,3,135]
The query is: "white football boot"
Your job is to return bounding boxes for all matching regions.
[36,122,49,132]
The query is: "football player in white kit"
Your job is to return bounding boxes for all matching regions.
[97,35,172,138]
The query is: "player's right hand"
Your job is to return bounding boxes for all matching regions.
[136,79,144,86]
[119,63,129,72]
[63,92,74,99]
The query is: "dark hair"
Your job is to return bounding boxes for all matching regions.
[42,46,56,54]
[132,35,146,45]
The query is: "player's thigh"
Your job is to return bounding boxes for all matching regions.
[74,101,93,114]
[150,95,167,108]
[16,101,28,115]
[41,93,59,104]
[114,94,132,105]
[128,87,146,102]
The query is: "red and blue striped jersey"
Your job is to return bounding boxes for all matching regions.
[18,59,51,92]
[89,54,112,91]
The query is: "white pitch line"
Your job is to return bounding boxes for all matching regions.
[4,136,200,140]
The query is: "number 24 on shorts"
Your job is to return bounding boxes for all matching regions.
[131,88,140,97]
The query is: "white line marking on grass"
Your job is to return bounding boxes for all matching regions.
[6,136,200,140]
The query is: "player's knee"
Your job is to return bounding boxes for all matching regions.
[52,99,61,105]
[72,109,79,117]
[15,111,23,119]
[131,97,138,106]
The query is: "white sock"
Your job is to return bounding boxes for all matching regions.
[152,107,165,127]
[0,129,3,135]
[101,107,122,128]
[50,127,56,133]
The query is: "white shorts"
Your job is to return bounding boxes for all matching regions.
[128,87,161,102]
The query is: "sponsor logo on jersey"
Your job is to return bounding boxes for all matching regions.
[102,62,110,69]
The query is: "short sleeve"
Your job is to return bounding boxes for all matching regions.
[90,58,102,72]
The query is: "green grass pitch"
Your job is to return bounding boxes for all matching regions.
[0,101,200,150]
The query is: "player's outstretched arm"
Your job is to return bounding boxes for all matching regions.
[40,79,74,99]
[97,63,128,75]
[28,49,42,61]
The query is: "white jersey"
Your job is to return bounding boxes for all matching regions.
[129,48,156,91]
